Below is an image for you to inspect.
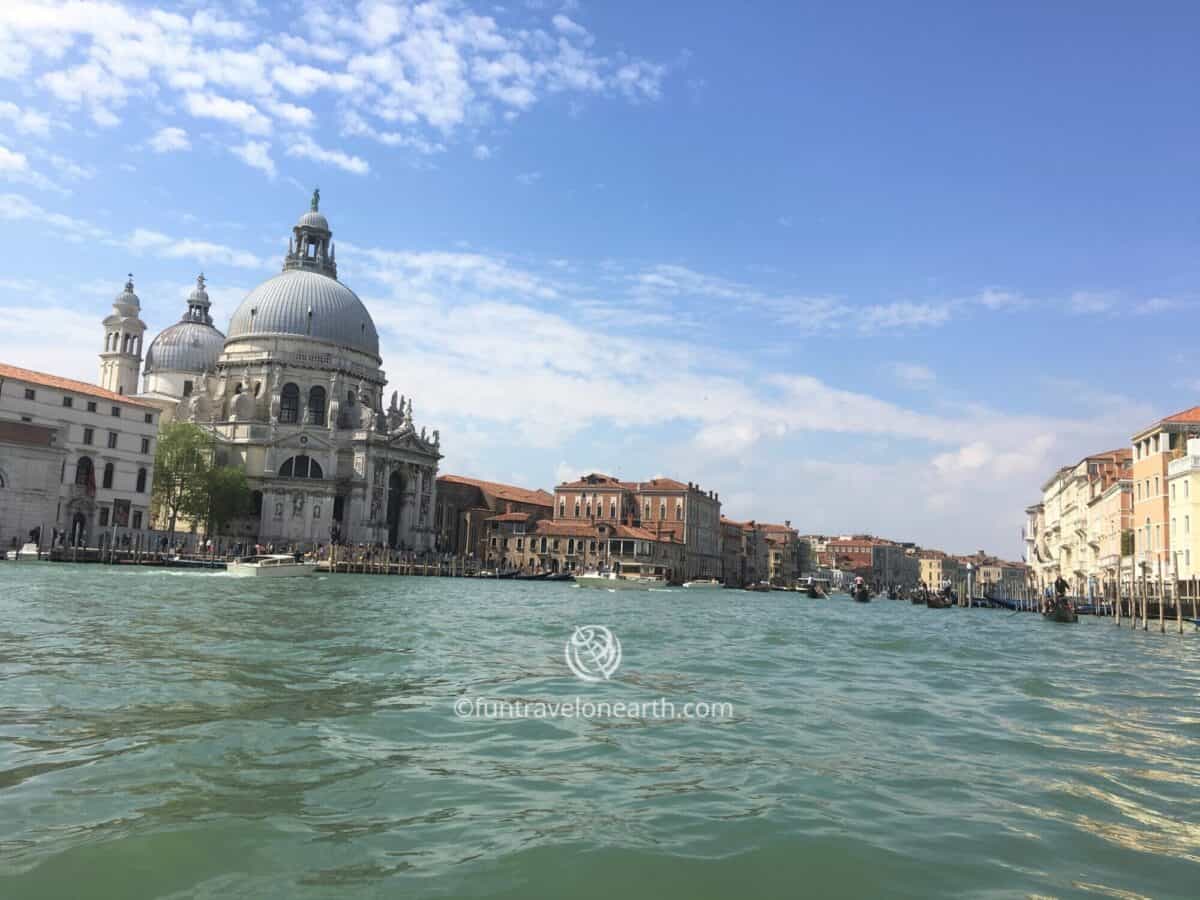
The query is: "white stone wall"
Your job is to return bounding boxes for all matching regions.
[0,436,64,549]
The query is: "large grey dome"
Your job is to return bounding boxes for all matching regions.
[144,319,225,374]
[224,270,380,359]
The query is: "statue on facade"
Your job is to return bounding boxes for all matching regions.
[433,429,440,448]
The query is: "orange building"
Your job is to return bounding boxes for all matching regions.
[1130,406,1200,585]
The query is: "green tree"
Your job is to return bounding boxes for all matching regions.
[152,422,211,537]
[204,466,251,537]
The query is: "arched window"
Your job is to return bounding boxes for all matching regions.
[75,456,94,487]
[136,467,147,493]
[280,383,300,423]
[279,455,323,479]
[610,500,616,519]
[676,502,683,521]
[644,501,651,520]
[559,500,565,517]
[659,501,666,520]
[574,501,580,517]
[102,462,114,489]
[308,385,327,426]
[251,490,263,516]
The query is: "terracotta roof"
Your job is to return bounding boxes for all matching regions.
[556,472,625,489]
[615,524,681,542]
[534,519,600,537]
[759,523,798,535]
[0,362,157,409]
[1162,406,1200,424]
[1133,406,1200,439]
[629,477,689,492]
[436,474,553,508]
[486,512,531,523]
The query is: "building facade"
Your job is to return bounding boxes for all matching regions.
[0,419,65,550]
[552,474,721,579]
[0,362,158,546]
[1131,407,1200,590]
[1167,437,1200,581]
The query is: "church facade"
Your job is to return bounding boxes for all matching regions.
[132,192,441,549]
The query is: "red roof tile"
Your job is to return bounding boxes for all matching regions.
[0,362,157,409]
[437,474,554,508]
[486,512,531,522]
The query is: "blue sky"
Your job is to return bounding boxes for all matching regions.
[0,0,1197,556]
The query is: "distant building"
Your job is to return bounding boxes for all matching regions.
[553,473,721,579]
[827,536,877,580]
[918,550,961,589]
[761,522,808,584]
[0,362,158,547]
[435,474,554,559]
[871,542,918,589]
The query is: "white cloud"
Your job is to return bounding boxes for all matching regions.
[184,92,271,134]
[516,170,541,185]
[124,228,266,269]
[0,144,67,194]
[230,140,276,178]
[473,143,492,160]
[341,110,443,154]
[0,0,671,158]
[286,135,369,175]
[552,15,589,39]
[148,126,190,152]
[1068,290,1114,314]
[0,101,52,136]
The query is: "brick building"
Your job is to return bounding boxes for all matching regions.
[434,474,553,559]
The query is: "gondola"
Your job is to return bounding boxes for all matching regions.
[910,592,927,605]
[515,571,550,581]
[852,585,871,603]
[1042,598,1078,623]
[806,586,827,599]
[926,594,952,609]
[887,588,898,600]
[545,572,575,582]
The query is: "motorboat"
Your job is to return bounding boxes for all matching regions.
[226,554,317,578]
[683,578,724,589]
[5,542,42,561]
[574,571,667,590]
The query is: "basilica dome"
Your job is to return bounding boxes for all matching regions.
[144,274,225,374]
[223,192,380,361]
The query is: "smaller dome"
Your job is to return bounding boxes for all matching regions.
[112,275,141,316]
[297,210,329,231]
[144,320,225,375]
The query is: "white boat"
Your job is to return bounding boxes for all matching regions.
[226,554,317,578]
[574,571,668,590]
[682,578,723,589]
[5,542,43,561]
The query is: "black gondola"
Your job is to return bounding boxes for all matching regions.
[852,585,871,603]
[1043,598,1078,623]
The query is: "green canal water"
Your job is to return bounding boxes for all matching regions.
[1,566,1198,899]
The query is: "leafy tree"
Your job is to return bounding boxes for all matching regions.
[204,466,252,536]
[152,422,211,537]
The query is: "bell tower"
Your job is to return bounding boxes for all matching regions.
[99,274,146,396]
